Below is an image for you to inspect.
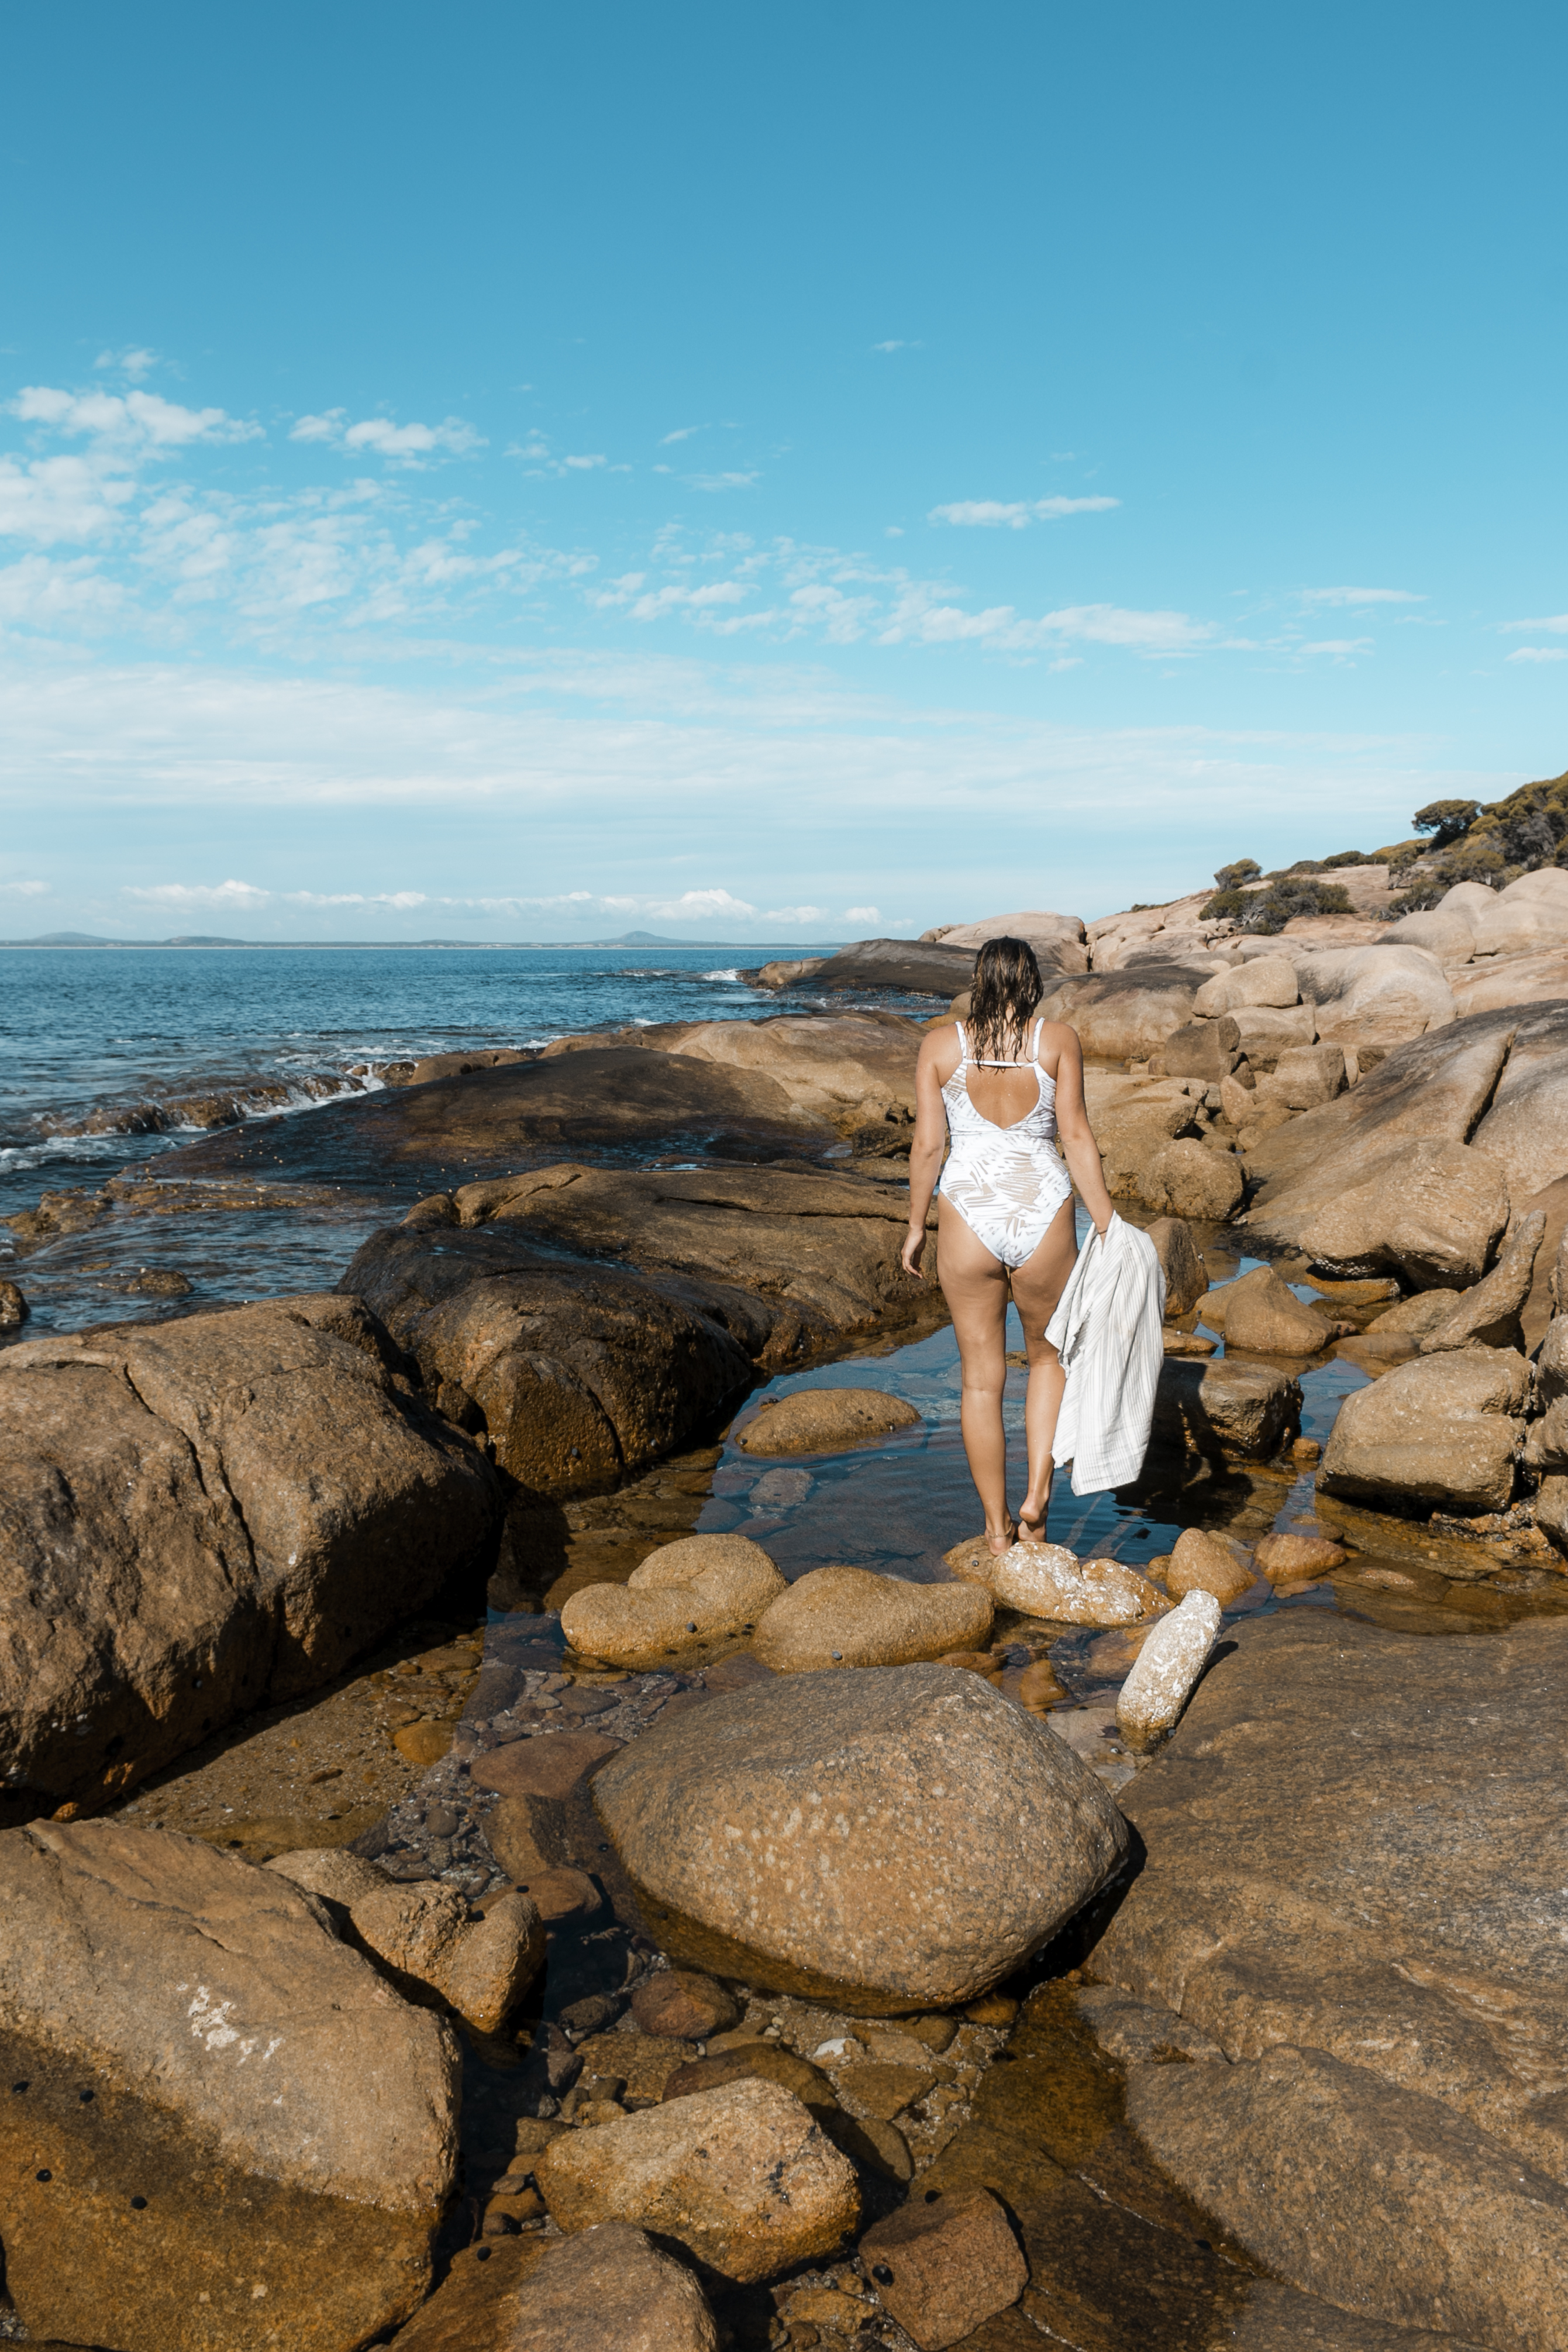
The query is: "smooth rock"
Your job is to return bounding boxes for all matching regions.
[1147,1216,1207,1316]
[391,2220,718,2352]
[1192,956,1300,1014]
[349,1881,546,2035]
[1215,1266,1335,1355]
[737,1387,922,1455]
[1164,1528,1255,1604]
[1128,2045,1568,2348]
[1253,1533,1346,1578]
[1538,1474,1568,1558]
[470,1730,624,1802]
[1094,1101,1196,1198]
[535,2078,860,2284]
[1419,1210,1543,1354]
[0,1821,457,2350]
[1522,1396,1568,1471]
[1143,1138,1245,1222]
[1038,968,1212,1061]
[661,2044,838,2112]
[630,1969,740,2041]
[561,1535,785,1668]
[1539,1313,1568,1406]
[1219,1067,1258,1128]
[860,2186,1028,2351]
[1296,1141,1510,1288]
[808,937,978,996]
[1302,1273,1401,1304]
[1098,1610,1568,2336]
[1159,1020,1240,1082]
[1116,1592,1222,1752]
[591,1665,1128,2011]
[1377,907,1479,961]
[632,1012,922,1127]
[1151,1356,1302,1458]
[1364,1289,1460,1336]
[753,1564,993,1670]
[0,1295,498,1819]
[1290,943,1455,1054]
[1317,1347,1531,1515]
[267,1845,391,1913]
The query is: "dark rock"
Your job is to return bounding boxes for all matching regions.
[809,937,979,995]
[0,1294,499,1819]
[1039,967,1217,1062]
[470,1731,624,1802]
[662,2043,837,2112]
[1160,1019,1240,1080]
[1150,1355,1301,1458]
[1146,1217,1206,1318]
[0,1277,30,1330]
[860,2186,1028,2350]
[630,1968,741,2040]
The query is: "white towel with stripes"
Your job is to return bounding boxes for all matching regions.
[1045,1213,1166,1493]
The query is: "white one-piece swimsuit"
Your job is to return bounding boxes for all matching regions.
[939,1018,1074,1268]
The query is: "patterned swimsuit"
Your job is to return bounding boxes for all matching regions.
[938,1018,1074,1268]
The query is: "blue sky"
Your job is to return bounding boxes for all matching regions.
[2,1,1564,942]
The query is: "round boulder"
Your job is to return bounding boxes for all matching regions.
[752,1565,992,1671]
[1164,1528,1255,1605]
[737,1389,922,1456]
[561,1535,785,1669]
[591,1664,1129,2012]
[1146,1141,1245,1223]
[946,1538,1166,1627]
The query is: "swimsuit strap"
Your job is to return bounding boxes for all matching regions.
[1031,1017,1046,1064]
[953,1020,969,1068]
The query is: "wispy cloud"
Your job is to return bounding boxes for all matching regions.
[871,341,921,353]
[1300,586,1424,606]
[687,471,759,493]
[0,877,47,896]
[1506,645,1568,664]
[289,409,484,464]
[929,496,1119,529]
[660,426,703,444]
[1500,611,1568,635]
[93,347,160,381]
[15,385,260,450]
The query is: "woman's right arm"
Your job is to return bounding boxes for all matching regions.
[901,1031,950,1277]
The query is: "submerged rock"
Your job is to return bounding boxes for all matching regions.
[753,1563,993,1669]
[859,2185,1029,2350]
[0,1293,499,1820]
[561,1535,785,1669]
[535,2078,859,2283]
[1210,1265,1336,1355]
[592,1664,1128,2011]
[0,1821,458,2350]
[1317,1347,1531,1515]
[737,1386,923,1454]
[1163,1528,1255,1603]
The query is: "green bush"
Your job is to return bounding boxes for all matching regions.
[1200,878,1355,933]
[1212,858,1262,889]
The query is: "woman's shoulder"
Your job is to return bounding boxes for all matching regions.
[918,1019,963,1066]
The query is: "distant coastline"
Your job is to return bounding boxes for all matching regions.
[0,930,850,953]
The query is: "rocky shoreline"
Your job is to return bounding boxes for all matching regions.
[4,843,1568,2350]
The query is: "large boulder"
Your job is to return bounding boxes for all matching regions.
[535,2078,859,2283]
[561,1535,786,1669]
[1191,956,1300,1014]
[0,1294,499,1820]
[0,1822,459,2350]
[1038,968,1214,1061]
[1317,1347,1530,1514]
[1203,1266,1334,1355]
[591,1665,1128,2012]
[1467,1007,1568,1201]
[1377,907,1479,962]
[391,2222,718,2352]
[752,1564,993,1670]
[1286,944,1455,1055]
[1264,1042,1346,1108]
[1419,1210,1545,1354]
[926,911,1089,976]
[1451,945,1568,1017]
[342,1165,933,1502]
[1097,1612,1568,2344]
[1085,893,1213,973]
[1141,1140,1245,1223]
[1295,1139,1510,1287]
[629,1013,922,1129]
[1150,1356,1301,1459]
[1094,1100,1196,1199]
[1470,869,1568,959]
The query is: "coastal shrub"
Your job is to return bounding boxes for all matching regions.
[1212,858,1262,889]
[1413,797,1482,848]
[1385,769,1568,908]
[1200,877,1355,933]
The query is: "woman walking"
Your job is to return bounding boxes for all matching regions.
[901,936,1118,1555]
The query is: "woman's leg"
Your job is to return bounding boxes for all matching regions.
[936,1197,1015,1551]
[1007,1194,1081,1541]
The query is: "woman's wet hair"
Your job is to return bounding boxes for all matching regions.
[966,935,1045,1061]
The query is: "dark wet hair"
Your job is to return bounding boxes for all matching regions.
[967,936,1044,1061]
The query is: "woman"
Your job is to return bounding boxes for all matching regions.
[901,935,1116,1555]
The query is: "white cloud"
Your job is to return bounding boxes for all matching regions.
[660,426,702,444]
[871,341,921,353]
[0,877,47,895]
[0,553,124,619]
[878,595,1213,655]
[1298,638,1374,658]
[94,347,160,381]
[687,472,759,492]
[1507,646,1568,664]
[289,411,484,464]
[13,386,260,449]
[1501,612,1568,635]
[563,453,606,471]
[125,879,273,909]
[1300,586,1424,606]
[843,904,880,921]
[929,496,1119,529]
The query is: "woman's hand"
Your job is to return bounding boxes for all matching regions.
[901,1224,926,1278]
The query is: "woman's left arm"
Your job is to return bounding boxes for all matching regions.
[1047,1024,1116,1237]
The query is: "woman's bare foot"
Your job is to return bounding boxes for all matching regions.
[1016,1503,1048,1547]
[985,1520,1016,1557]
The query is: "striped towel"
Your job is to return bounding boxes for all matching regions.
[1045,1213,1166,1493]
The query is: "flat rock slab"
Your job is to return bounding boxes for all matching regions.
[592,1663,1128,2012]
[0,1821,458,2351]
[1093,1611,1568,2340]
